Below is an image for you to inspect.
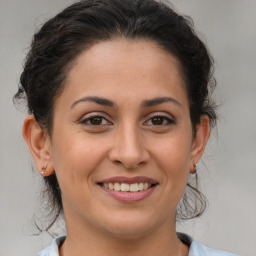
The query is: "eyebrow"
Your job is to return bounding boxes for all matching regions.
[141,97,182,108]
[71,96,115,109]
[71,96,182,109]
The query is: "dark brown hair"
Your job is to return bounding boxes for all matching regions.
[14,0,217,231]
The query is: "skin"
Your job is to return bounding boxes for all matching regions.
[23,39,210,256]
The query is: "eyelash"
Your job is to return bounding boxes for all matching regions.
[144,115,175,126]
[80,113,176,128]
[80,114,111,126]
[81,115,175,126]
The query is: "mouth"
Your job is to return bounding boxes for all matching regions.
[98,182,156,192]
[97,176,158,202]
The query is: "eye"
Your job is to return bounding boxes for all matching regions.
[144,115,175,126]
[81,115,111,126]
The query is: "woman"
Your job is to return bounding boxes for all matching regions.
[15,0,238,255]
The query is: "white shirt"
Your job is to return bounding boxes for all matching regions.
[37,234,239,256]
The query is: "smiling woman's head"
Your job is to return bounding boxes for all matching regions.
[15,0,217,231]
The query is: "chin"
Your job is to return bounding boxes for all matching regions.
[97,211,164,239]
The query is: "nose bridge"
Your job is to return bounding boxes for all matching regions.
[109,119,149,169]
[121,121,141,155]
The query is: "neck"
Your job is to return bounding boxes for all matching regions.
[59,215,189,256]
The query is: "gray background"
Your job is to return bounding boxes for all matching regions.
[0,0,255,255]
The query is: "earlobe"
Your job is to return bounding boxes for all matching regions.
[22,115,54,176]
[190,115,211,173]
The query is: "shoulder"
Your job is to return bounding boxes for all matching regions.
[189,239,239,256]
[178,233,239,256]
[37,236,65,256]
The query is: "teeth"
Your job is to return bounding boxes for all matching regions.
[114,183,121,191]
[102,182,152,192]
[143,182,149,190]
[109,183,114,190]
[130,183,139,192]
[138,182,144,191]
[120,183,130,192]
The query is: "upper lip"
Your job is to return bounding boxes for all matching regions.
[98,176,158,185]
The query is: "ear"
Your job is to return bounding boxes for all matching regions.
[22,115,54,176]
[189,115,211,173]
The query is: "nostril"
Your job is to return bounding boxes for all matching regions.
[113,160,122,165]
[111,158,147,170]
[108,144,150,169]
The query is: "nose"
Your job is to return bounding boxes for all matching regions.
[108,123,150,169]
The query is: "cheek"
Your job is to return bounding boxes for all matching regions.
[150,130,192,194]
[153,130,192,169]
[51,133,108,185]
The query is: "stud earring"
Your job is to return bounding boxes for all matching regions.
[41,165,47,176]
[193,163,197,173]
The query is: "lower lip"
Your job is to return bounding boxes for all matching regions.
[100,185,157,203]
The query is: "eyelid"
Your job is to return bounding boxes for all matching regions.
[143,112,176,125]
[79,112,112,125]
[78,111,175,126]
[146,111,175,120]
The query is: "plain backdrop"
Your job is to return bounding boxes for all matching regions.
[0,0,255,255]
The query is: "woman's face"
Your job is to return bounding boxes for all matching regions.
[45,39,208,237]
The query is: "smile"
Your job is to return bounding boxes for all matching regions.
[101,182,152,192]
[97,176,158,202]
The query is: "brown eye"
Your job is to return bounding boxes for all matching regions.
[90,117,103,125]
[151,117,165,125]
[144,115,175,127]
[81,115,111,126]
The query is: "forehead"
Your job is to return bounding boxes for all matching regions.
[69,38,184,81]
[60,38,188,108]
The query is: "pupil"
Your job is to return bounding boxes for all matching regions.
[152,117,163,125]
[91,117,102,125]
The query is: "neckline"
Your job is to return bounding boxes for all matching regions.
[54,233,193,255]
